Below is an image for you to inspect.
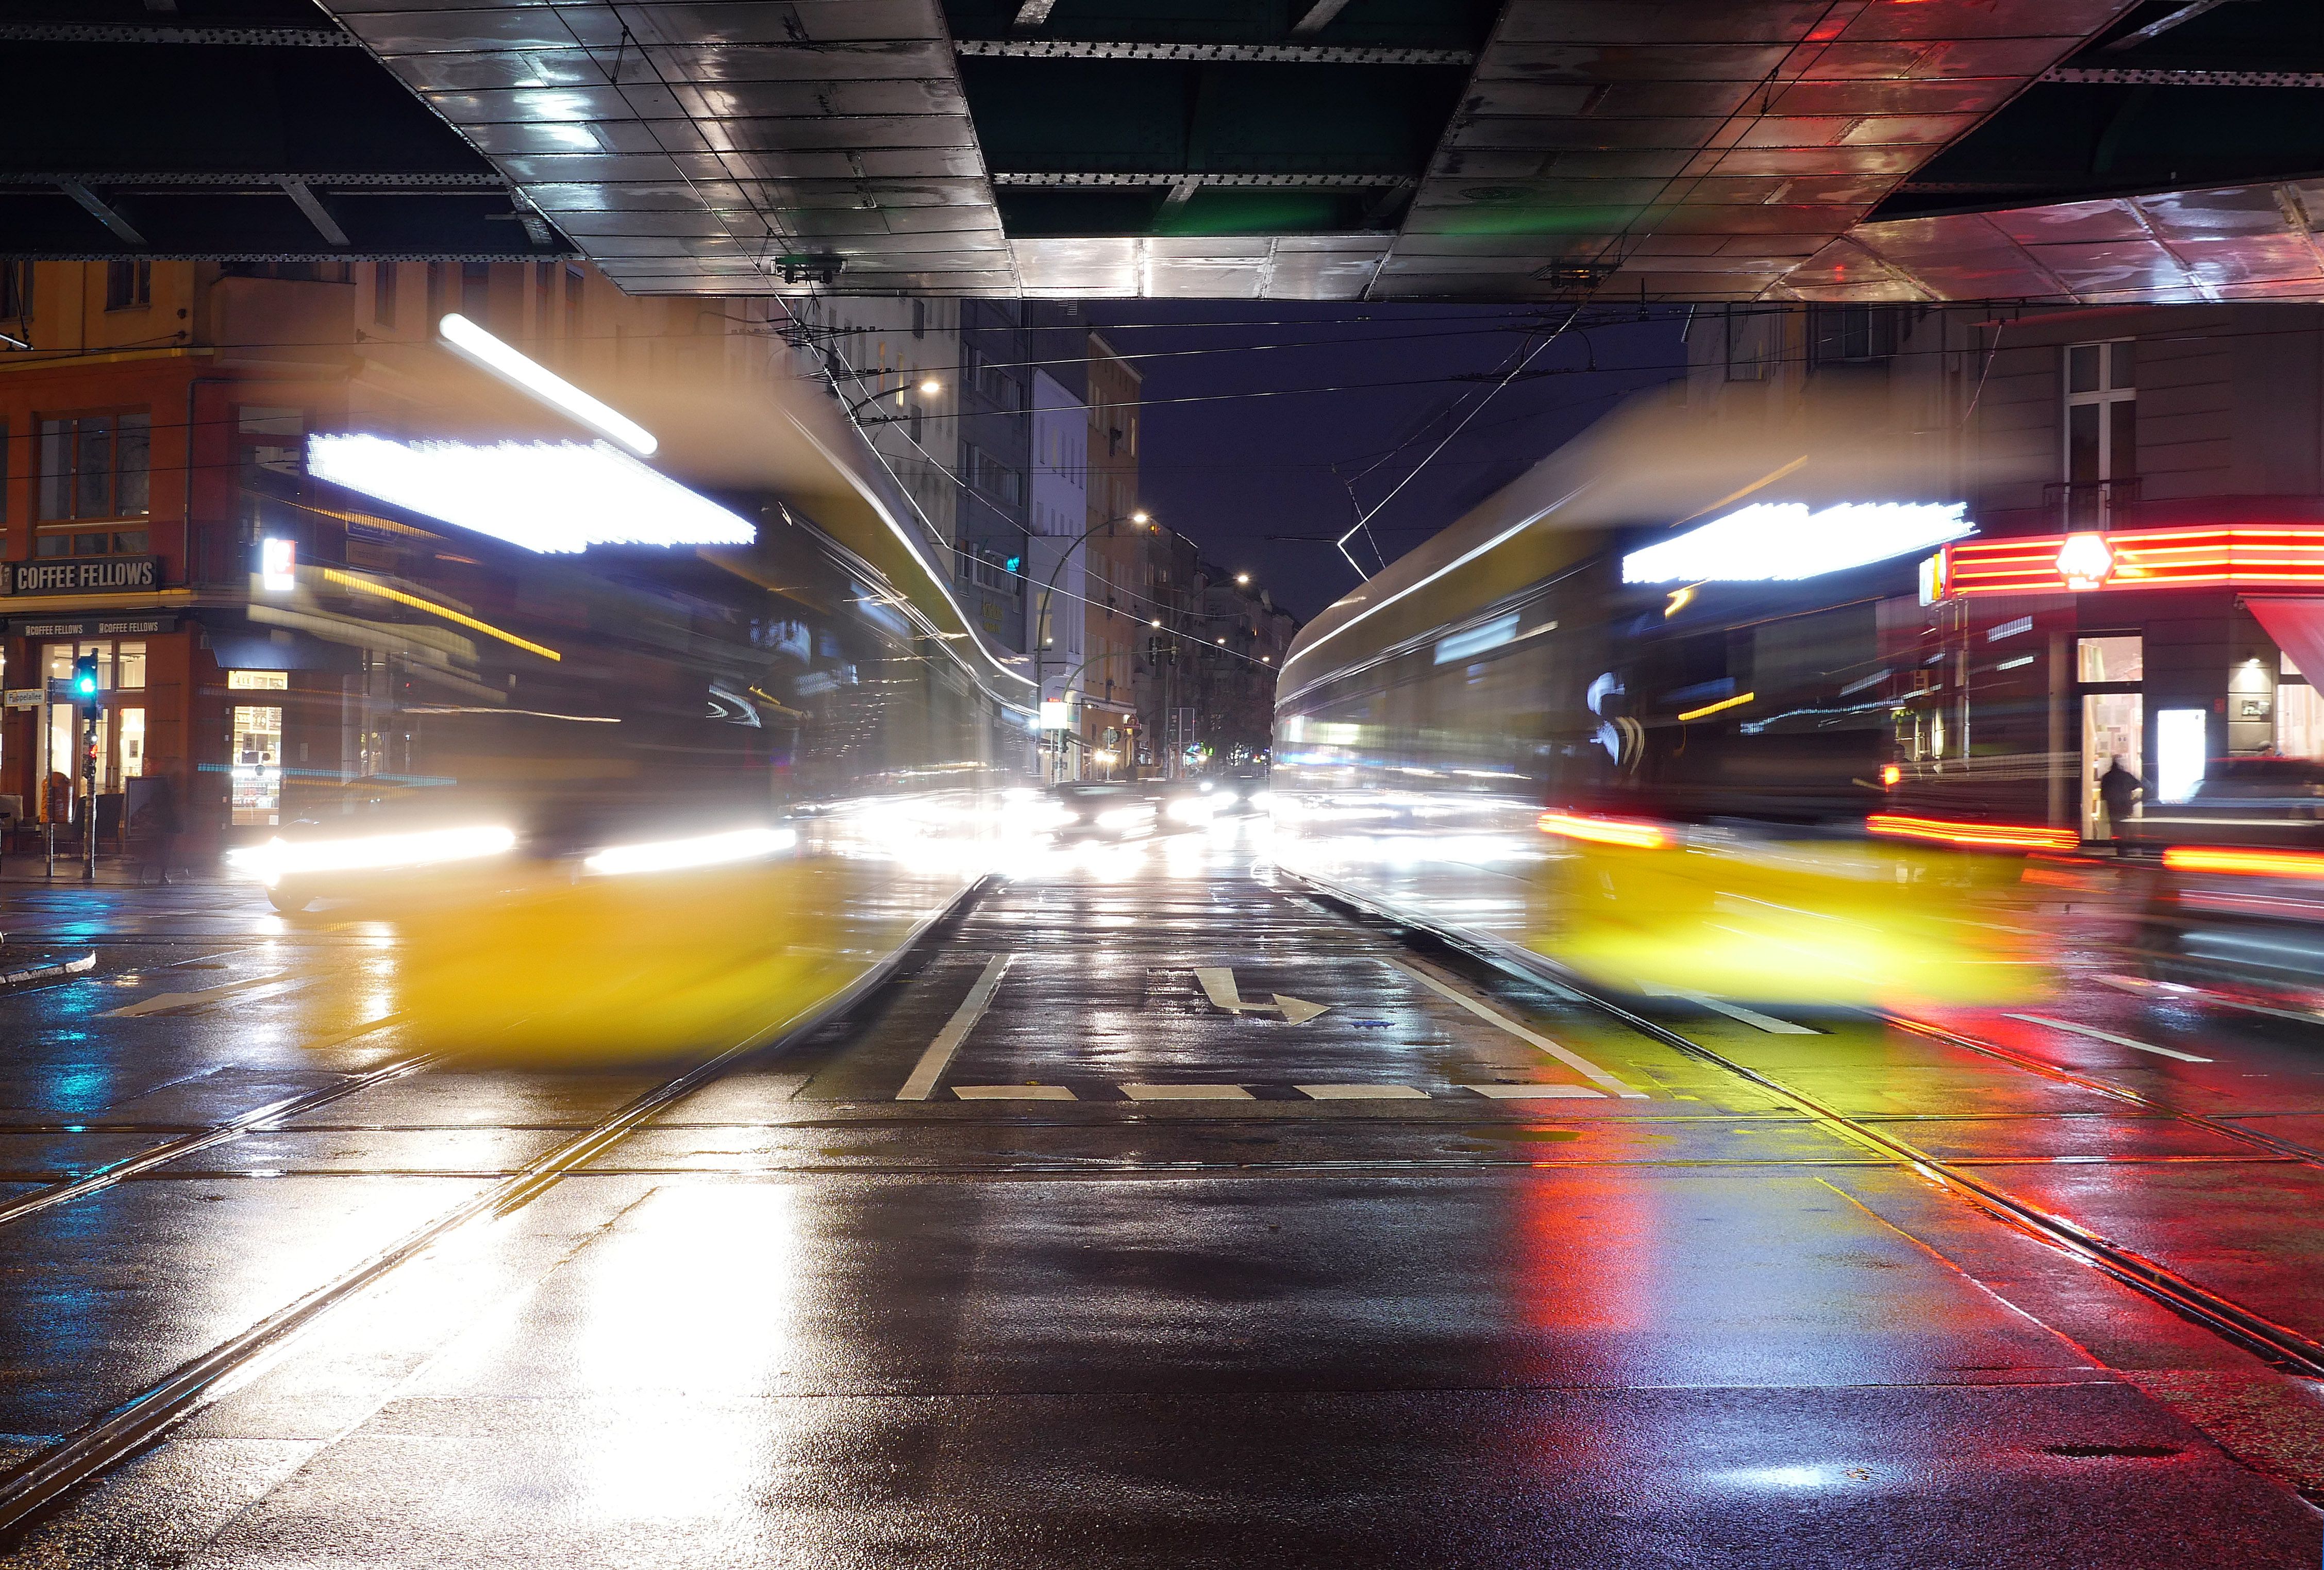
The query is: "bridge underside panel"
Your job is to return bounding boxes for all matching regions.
[11,1,2324,300]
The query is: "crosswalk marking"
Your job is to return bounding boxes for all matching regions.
[1466,1083,1606,1099]
[1386,959,1648,1098]
[953,1084,1077,1101]
[1295,1083,1427,1099]
[898,954,1013,1100]
[1122,1083,1256,1101]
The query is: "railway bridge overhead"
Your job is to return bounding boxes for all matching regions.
[3,0,2323,300]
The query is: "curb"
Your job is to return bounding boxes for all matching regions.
[0,954,96,988]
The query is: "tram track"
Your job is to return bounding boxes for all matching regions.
[0,881,988,1547]
[1543,972,2324,1379]
[1300,881,2324,1382]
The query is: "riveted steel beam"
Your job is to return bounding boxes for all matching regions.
[953,39,1475,65]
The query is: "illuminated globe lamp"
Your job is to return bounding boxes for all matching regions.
[2055,532,2115,592]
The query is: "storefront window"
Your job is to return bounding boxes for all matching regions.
[118,709,144,778]
[228,670,287,826]
[2076,635,2143,683]
[37,639,156,817]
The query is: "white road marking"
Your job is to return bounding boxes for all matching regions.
[897,954,1013,1101]
[2003,1013,2214,1063]
[1122,1083,1255,1101]
[1466,1083,1606,1099]
[106,970,305,1018]
[1193,966,1328,1025]
[953,1084,1076,1101]
[1387,959,1647,1098]
[1647,987,1818,1034]
[1296,1083,1429,1100]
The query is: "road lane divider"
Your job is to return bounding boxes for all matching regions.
[1387,958,1647,1098]
[2002,1013,2213,1063]
[1644,986,1818,1034]
[1122,1083,1255,1101]
[897,954,1012,1101]
[1296,1084,1427,1100]
[105,969,314,1018]
[953,1084,1075,1101]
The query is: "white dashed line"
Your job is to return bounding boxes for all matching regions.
[1295,1083,1429,1100]
[1387,959,1648,1098]
[898,953,1014,1100]
[106,970,304,1018]
[2004,1013,2213,1063]
[952,1084,1077,1101]
[1465,1083,1607,1099]
[1649,988,1818,1034]
[1121,1083,1256,1101]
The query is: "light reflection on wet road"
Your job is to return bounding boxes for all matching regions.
[0,821,2318,1566]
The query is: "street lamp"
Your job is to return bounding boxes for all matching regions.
[845,377,942,422]
[1235,572,1250,586]
[1032,510,1157,779]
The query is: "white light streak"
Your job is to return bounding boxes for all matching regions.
[583,826,796,877]
[1621,502,1973,584]
[306,435,755,554]
[226,825,516,887]
[438,312,658,456]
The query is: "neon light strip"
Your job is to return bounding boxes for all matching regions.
[1867,814,2078,851]
[1677,690,1754,723]
[319,567,562,661]
[1944,525,2324,596]
[2162,846,2324,880]
[1538,811,1668,849]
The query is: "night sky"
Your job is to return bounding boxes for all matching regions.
[1084,303,1690,623]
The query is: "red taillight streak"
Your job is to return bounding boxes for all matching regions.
[1867,814,2078,852]
[2163,846,2324,880]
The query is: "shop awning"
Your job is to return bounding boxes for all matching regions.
[2247,598,2324,684]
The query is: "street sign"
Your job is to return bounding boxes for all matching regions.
[1040,699,1071,731]
[5,689,41,709]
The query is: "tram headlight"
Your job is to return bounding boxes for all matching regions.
[225,825,518,888]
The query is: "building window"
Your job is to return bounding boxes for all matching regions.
[104,260,152,311]
[38,413,150,522]
[2063,340,2135,525]
[0,260,30,322]
[911,298,926,339]
[563,263,583,339]
[373,262,399,328]
[1809,304,1895,366]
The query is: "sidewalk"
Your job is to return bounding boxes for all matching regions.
[0,850,230,888]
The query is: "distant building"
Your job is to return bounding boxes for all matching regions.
[1680,301,2324,836]
[1081,332,1144,776]
[1028,366,1090,780]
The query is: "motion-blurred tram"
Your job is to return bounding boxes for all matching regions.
[1270,395,2044,1008]
[222,340,1039,1061]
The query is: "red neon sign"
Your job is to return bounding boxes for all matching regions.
[1941,526,2324,598]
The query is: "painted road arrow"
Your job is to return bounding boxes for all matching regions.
[1193,967,1329,1026]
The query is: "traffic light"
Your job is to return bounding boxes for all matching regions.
[71,654,100,717]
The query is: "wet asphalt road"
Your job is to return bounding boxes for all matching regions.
[0,821,2320,1567]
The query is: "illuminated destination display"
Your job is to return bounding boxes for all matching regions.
[1622,502,1973,585]
[306,435,756,554]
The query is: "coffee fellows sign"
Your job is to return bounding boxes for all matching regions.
[7,556,160,596]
